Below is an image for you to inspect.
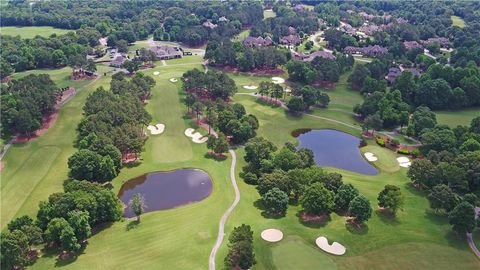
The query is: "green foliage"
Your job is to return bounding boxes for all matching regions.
[0,230,30,269]
[130,193,146,222]
[182,69,237,100]
[262,187,289,215]
[224,224,256,270]
[428,184,459,213]
[377,185,404,216]
[300,182,335,216]
[45,218,81,253]
[397,148,410,155]
[376,138,385,147]
[448,202,476,234]
[348,195,372,224]
[335,184,359,212]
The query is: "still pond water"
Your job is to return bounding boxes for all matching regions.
[118,169,213,218]
[294,129,378,175]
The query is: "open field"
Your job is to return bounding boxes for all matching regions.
[436,108,479,127]
[0,26,72,38]
[233,29,251,42]
[451,15,466,28]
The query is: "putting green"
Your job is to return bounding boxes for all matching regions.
[272,236,337,270]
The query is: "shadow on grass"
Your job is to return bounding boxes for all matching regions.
[345,221,369,235]
[375,209,401,226]
[41,244,87,267]
[404,183,427,197]
[444,230,469,249]
[253,199,285,219]
[296,211,331,228]
[124,160,142,168]
[424,209,448,226]
[126,219,140,231]
[204,152,228,162]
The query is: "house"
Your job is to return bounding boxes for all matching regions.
[339,23,356,35]
[218,16,229,22]
[292,4,306,12]
[280,34,301,46]
[422,37,450,48]
[149,45,183,60]
[202,20,217,29]
[359,25,380,35]
[385,67,402,84]
[111,55,127,67]
[344,45,388,56]
[404,41,423,50]
[242,36,273,47]
[292,50,336,62]
[288,26,297,35]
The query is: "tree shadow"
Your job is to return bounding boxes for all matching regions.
[253,199,285,219]
[345,221,369,235]
[204,152,227,162]
[424,209,448,226]
[126,220,140,231]
[296,211,331,228]
[375,209,401,226]
[91,222,114,236]
[124,160,142,168]
[41,244,87,267]
[404,183,427,197]
[444,230,469,249]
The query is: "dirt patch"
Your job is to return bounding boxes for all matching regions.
[300,213,329,223]
[122,153,139,164]
[0,161,4,172]
[13,88,76,144]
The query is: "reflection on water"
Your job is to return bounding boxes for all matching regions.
[118,169,213,217]
[295,129,378,175]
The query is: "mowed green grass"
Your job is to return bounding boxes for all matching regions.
[436,108,479,127]
[11,67,91,89]
[0,26,73,38]
[31,64,236,269]
[212,74,480,269]
[263,9,276,19]
[451,16,466,28]
[1,72,111,228]
[232,29,251,42]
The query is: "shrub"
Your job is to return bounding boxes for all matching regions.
[391,139,400,146]
[376,138,385,147]
[411,148,420,157]
[397,148,410,155]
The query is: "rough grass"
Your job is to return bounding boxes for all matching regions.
[232,29,251,42]
[435,108,479,127]
[263,9,276,19]
[0,26,73,38]
[451,16,466,28]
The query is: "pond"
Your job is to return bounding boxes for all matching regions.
[294,129,378,175]
[118,169,213,218]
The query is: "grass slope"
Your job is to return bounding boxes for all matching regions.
[0,26,73,38]
[436,108,479,127]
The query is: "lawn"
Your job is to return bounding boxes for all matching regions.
[0,26,73,38]
[451,15,466,28]
[263,9,276,19]
[11,67,92,90]
[436,108,479,127]
[232,29,251,42]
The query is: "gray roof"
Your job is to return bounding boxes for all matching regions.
[280,34,301,45]
[242,36,273,47]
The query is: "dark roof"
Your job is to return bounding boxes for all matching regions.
[280,34,301,45]
[292,50,336,61]
[344,45,388,56]
[404,41,423,50]
[242,36,273,47]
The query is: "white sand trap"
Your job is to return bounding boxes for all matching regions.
[147,123,165,135]
[169,78,178,83]
[271,77,285,84]
[315,236,346,255]
[364,152,378,162]
[261,229,283,242]
[284,88,292,93]
[153,71,160,75]
[243,85,258,90]
[184,128,208,143]
[397,157,411,168]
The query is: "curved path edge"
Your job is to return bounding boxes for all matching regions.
[209,149,240,270]
[467,207,480,259]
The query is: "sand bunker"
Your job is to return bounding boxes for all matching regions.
[169,78,178,83]
[147,123,165,135]
[184,128,208,144]
[271,77,285,84]
[315,236,346,255]
[243,85,258,90]
[261,229,283,242]
[397,157,411,168]
[364,152,378,162]
[153,71,160,75]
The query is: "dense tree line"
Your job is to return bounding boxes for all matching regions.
[2,1,263,47]
[1,74,60,136]
[205,38,288,72]
[69,73,155,182]
[1,180,122,269]
[241,138,373,225]
[0,30,99,75]
[407,117,480,235]
[286,53,354,85]
[286,85,330,113]
[182,69,237,101]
